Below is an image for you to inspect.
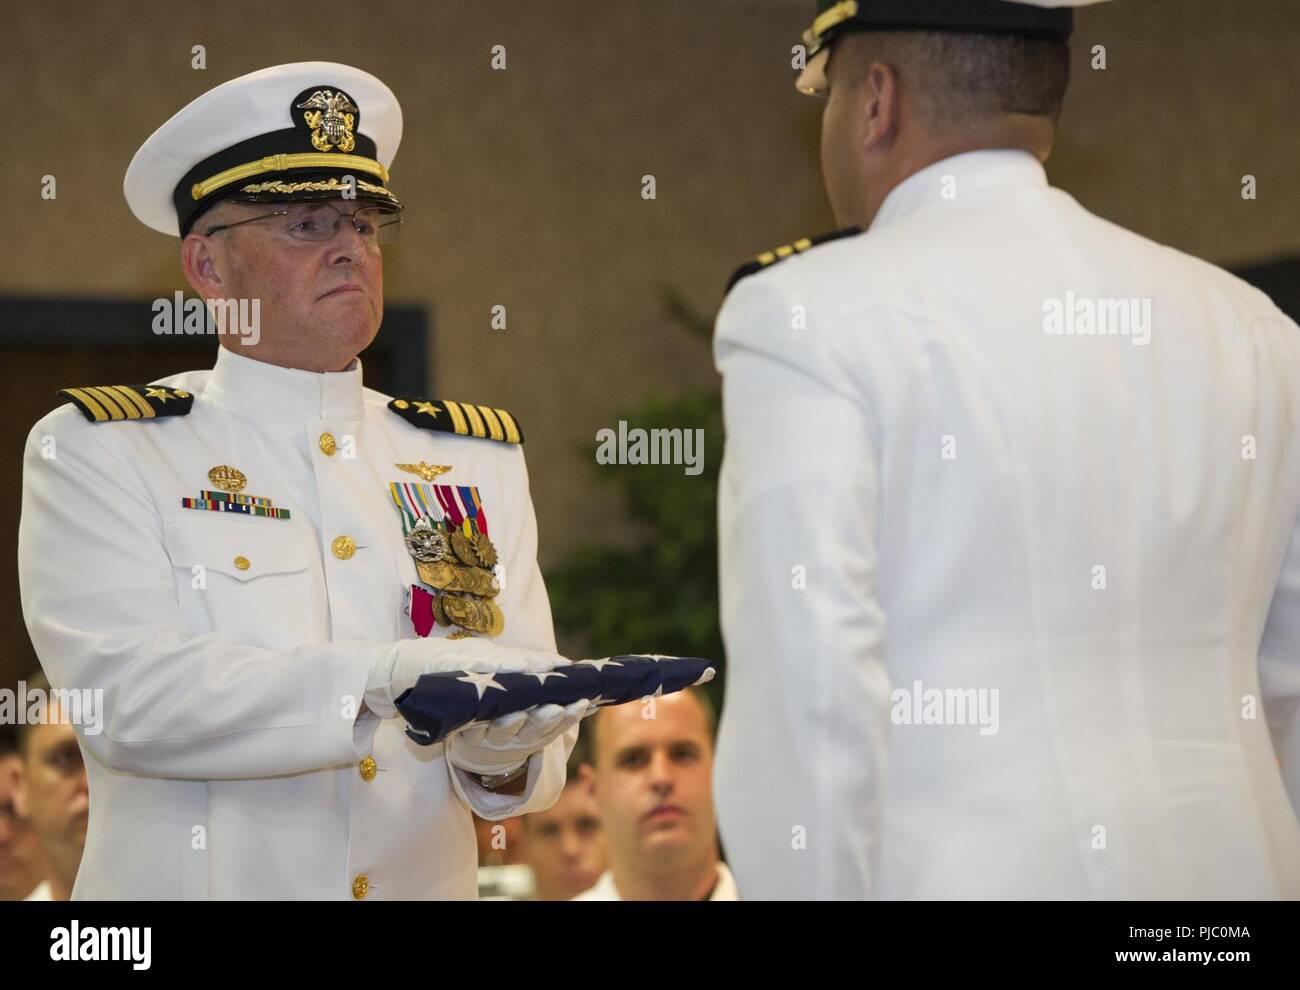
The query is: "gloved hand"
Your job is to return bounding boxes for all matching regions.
[446,699,596,777]
[364,637,570,720]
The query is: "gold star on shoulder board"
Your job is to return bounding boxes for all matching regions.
[145,387,176,402]
[413,401,440,417]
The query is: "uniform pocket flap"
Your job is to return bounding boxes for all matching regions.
[162,514,312,581]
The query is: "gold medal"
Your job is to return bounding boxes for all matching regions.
[443,594,489,633]
[449,526,479,567]
[443,595,505,636]
[470,526,498,568]
[430,591,450,627]
[416,560,500,598]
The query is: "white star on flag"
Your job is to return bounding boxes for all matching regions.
[527,670,569,685]
[456,670,507,699]
[576,658,624,672]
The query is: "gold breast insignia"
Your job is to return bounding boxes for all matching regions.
[396,461,453,483]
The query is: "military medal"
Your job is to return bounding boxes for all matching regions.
[430,590,450,628]
[403,516,451,563]
[443,594,505,637]
[449,526,477,566]
[390,480,505,639]
[182,465,291,519]
[415,559,499,598]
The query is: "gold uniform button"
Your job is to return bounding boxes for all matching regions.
[359,756,378,782]
[319,432,337,456]
[331,535,356,560]
[352,874,370,900]
[233,556,250,571]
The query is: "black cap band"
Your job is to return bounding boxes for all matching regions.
[809,0,1074,53]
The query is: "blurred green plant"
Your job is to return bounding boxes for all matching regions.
[545,288,725,708]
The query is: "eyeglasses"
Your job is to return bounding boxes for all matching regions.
[204,201,404,245]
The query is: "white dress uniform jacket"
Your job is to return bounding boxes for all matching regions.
[713,149,1300,899]
[18,345,573,899]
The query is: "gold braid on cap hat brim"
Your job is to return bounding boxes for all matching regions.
[190,152,390,201]
[803,0,859,54]
[234,177,400,205]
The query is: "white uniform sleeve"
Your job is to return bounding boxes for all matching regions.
[448,444,576,819]
[712,272,892,899]
[1259,508,1300,820]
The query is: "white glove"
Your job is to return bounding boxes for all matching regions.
[364,637,570,720]
[446,700,595,777]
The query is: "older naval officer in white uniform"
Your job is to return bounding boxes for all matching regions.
[713,0,1300,899]
[18,62,589,900]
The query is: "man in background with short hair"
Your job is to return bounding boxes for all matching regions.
[574,689,735,900]
[13,671,87,901]
[0,722,47,901]
[519,734,607,901]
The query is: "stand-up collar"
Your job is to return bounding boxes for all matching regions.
[870,149,1048,232]
[202,344,365,420]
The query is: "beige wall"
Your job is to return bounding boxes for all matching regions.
[3,0,1297,567]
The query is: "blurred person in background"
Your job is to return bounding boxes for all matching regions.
[14,671,87,901]
[0,723,47,901]
[518,733,607,901]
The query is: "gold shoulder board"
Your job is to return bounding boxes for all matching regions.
[58,385,194,423]
[388,397,523,445]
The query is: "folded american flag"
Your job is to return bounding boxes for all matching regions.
[395,655,716,746]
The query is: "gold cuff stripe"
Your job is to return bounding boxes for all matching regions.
[63,387,111,422]
[441,401,470,435]
[475,405,505,442]
[494,408,522,445]
[459,402,488,438]
[191,153,390,201]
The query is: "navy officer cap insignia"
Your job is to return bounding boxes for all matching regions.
[796,0,1113,94]
[725,227,861,294]
[58,385,194,423]
[124,62,404,237]
[389,398,524,445]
